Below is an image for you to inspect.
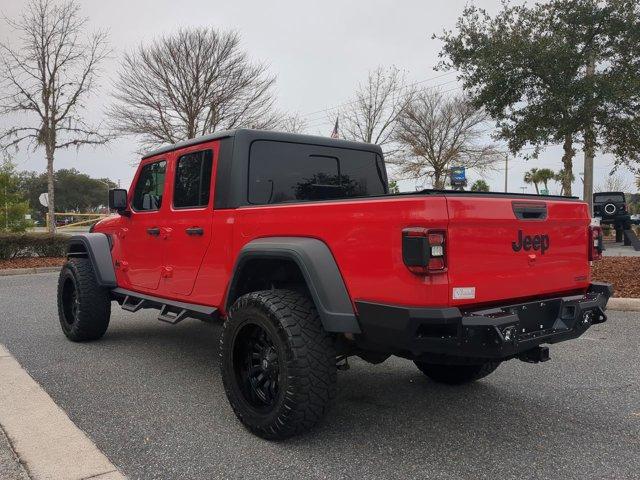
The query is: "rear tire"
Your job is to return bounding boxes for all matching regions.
[220,289,336,440]
[414,361,500,385]
[57,258,111,341]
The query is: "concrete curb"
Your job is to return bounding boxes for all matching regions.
[0,424,29,480]
[0,345,126,480]
[0,267,61,277]
[607,297,640,312]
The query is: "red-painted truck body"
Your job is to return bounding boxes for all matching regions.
[97,134,597,314]
[61,129,611,439]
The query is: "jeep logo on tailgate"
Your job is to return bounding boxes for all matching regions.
[512,230,549,254]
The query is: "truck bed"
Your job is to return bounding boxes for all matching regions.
[230,191,591,310]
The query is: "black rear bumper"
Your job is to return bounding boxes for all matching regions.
[355,282,613,362]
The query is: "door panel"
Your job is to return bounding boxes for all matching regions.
[120,160,167,291]
[122,215,165,290]
[163,145,217,296]
[165,210,213,295]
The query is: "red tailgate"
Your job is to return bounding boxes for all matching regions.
[445,196,591,308]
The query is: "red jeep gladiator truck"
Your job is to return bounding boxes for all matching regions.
[57,129,612,439]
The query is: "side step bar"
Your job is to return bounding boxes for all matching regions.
[111,288,218,324]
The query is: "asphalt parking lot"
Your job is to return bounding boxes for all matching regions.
[1,272,639,480]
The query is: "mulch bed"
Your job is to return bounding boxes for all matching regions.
[0,256,637,298]
[0,257,65,270]
[591,257,640,298]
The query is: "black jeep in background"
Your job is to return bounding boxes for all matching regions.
[593,191,631,241]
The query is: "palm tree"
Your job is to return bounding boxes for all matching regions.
[536,168,555,192]
[554,169,575,196]
[524,168,540,194]
[470,179,490,192]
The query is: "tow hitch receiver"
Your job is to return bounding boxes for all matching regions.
[519,346,550,363]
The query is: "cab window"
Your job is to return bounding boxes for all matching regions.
[132,160,166,211]
[173,150,213,208]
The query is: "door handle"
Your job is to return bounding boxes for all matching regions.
[185,227,204,236]
[147,227,160,236]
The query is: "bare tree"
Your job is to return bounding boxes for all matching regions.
[392,90,501,189]
[277,113,307,134]
[109,28,280,151]
[0,0,109,232]
[339,67,413,159]
[595,173,632,193]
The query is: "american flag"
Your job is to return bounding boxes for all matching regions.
[330,116,339,139]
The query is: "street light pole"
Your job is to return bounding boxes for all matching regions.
[583,52,596,211]
[504,154,509,193]
[98,180,111,212]
[4,185,8,231]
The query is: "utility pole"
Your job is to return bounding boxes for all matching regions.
[4,185,8,231]
[583,52,596,214]
[504,154,509,193]
[98,180,111,210]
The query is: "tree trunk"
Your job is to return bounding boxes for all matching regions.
[45,144,56,234]
[534,183,539,194]
[561,134,574,197]
[433,170,445,189]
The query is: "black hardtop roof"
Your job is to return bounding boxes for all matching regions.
[141,129,384,160]
[593,191,625,196]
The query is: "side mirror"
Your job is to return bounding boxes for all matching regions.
[109,188,128,213]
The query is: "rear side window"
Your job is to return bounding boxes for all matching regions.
[594,193,625,203]
[173,150,213,208]
[132,160,166,211]
[248,140,386,205]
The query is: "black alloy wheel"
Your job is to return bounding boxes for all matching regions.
[220,289,337,440]
[60,276,80,326]
[233,323,281,409]
[57,258,111,341]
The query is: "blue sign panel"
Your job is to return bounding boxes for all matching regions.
[450,167,466,183]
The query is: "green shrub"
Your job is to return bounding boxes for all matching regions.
[0,233,68,260]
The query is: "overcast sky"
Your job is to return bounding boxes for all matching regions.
[0,0,631,195]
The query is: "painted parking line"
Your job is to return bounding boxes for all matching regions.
[0,344,125,480]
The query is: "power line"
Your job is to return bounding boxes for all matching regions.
[298,75,624,179]
[303,80,466,132]
[300,72,458,124]
[300,71,454,120]
[303,80,462,130]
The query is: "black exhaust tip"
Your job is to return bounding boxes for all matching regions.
[518,346,550,364]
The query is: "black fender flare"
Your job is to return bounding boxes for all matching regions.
[225,237,360,334]
[66,233,117,287]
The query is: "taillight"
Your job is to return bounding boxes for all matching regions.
[589,226,603,261]
[402,227,447,274]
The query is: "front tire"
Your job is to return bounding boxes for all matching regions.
[414,361,500,385]
[220,289,336,440]
[57,258,111,341]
